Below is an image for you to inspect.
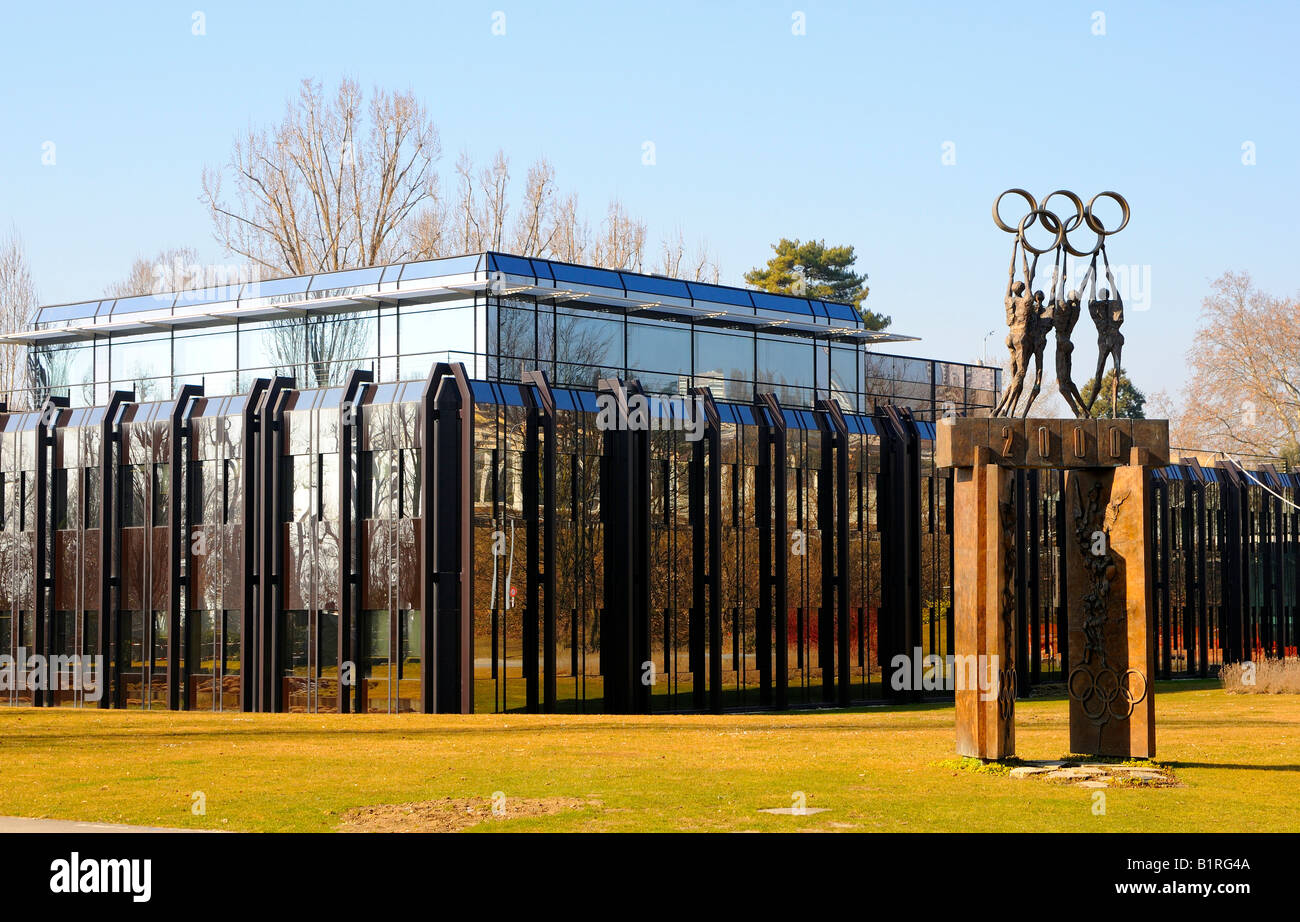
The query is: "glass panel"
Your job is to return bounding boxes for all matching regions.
[109,335,171,401]
[174,329,237,395]
[399,305,476,363]
[555,310,623,386]
[153,463,170,525]
[29,343,96,406]
[122,464,148,527]
[492,301,537,363]
[85,467,101,525]
[627,320,691,377]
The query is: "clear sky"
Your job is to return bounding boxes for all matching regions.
[2,1,1297,402]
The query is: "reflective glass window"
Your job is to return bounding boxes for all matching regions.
[694,329,755,383]
[174,329,237,391]
[153,463,170,525]
[627,320,691,377]
[399,305,476,358]
[757,336,814,388]
[109,335,171,401]
[555,310,623,384]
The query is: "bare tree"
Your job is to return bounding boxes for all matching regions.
[510,157,559,257]
[409,149,704,278]
[0,228,39,407]
[1177,272,1300,462]
[205,78,715,281]
[657,227,720,282]
[591,200,646,271]
[105,246,204,297]
[201,78,441,276]
[545,191,591,264]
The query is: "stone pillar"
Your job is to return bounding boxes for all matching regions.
[1064,449,1157,758]
[953,447,1016,760]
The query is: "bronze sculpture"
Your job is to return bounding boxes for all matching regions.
[1052,276,1090,417]
[1086,255,1124,417]
[990,189,1129,419]
[991,247,1037,417]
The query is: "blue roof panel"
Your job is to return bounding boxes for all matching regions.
[685,282,753,308]
[621,273,691,300]
[825,301,861,323]
[487,254,537,279]
[550,262,624,292]
[751,291,814,316]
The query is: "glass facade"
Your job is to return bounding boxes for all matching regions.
[0,252,1291,716]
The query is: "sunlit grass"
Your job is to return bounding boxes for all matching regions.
[0,680,1295,832]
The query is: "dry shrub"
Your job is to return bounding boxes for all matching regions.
[1220,657,1300,694]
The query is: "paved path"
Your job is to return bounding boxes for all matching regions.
[0,816,211,833]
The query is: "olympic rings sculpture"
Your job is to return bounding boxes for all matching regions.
[993,188,1129,257]
[1067,664,1147,724]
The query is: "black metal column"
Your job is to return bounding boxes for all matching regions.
[1156,478,1172,678]
[1220,464,1245,664]
[34,396,68,708]
[600,379,635,713]
[521,370,557,712]
[1181,468,1198,676]
[167,384,203,710]
[755,394,788,709]
[256,376,294,712]
[337,369,372,714]
[692,388,722,715]
[239,379,269,713]
[816,400,851,708]
[875,405,921,703]
[97,391,133,709]
[429,364,474,714]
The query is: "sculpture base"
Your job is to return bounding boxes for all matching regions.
[953,452,1015,760]
[938,417,1166,761]
[1064,465,1157,758]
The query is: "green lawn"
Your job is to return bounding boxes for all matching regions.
[0,680,1295,832]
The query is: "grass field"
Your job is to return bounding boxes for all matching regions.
[0,680,1296,832]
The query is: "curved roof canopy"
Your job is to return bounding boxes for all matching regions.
[8,251,917,348]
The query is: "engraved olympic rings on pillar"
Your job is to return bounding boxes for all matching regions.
[1067,664,1147,723]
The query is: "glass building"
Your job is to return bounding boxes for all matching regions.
[0,252,1291,714]
[10,251,999,415]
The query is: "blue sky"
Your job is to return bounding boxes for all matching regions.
[1,0,1297,400]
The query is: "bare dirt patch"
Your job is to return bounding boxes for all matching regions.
[337,796,597,832]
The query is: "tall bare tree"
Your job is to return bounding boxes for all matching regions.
[591,200,646,272]
[201,77,441,276]
[0,228,39,407]
[1177,271,1300,462]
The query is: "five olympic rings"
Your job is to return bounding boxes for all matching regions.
[1067,664,1147,723]
[993,189,1129,257]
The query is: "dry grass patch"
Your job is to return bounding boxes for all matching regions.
[338,796,597,832]
[1221,657,1300,694]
